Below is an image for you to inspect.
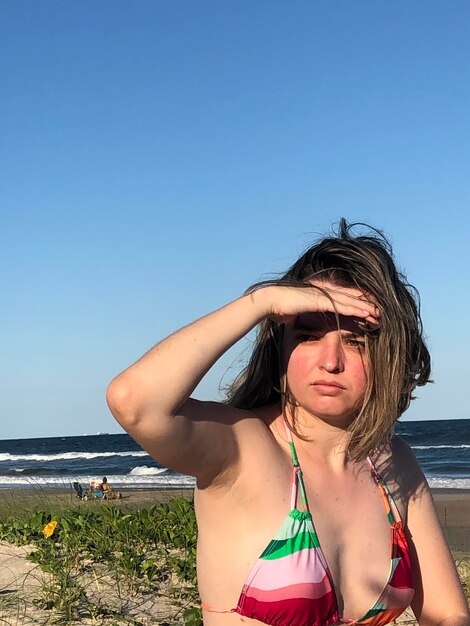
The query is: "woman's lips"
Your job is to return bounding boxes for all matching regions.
[312,380,346,394]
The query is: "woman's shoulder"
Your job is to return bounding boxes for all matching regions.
[195,405,286,499]
[390,435,426,480]
[372,435,428,521]
[374,434,423,472]
[226,402,281,435]
[388,434,419,464]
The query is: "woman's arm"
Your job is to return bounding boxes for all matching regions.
[400,443,470,625]
[106,285,378,486]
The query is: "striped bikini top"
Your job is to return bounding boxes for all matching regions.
[203,426,414,626]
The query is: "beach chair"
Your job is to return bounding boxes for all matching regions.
[90,487,105,499]
[72,482,89,500]
[89,481,105,499]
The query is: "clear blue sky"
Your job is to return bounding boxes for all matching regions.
[1,1,469,438]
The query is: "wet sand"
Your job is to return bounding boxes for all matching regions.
[431,488,470,553]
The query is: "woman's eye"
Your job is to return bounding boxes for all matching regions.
[346,339,366,348]
[295,333,319,342]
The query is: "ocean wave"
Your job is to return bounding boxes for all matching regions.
[411,445,470,450]
[427,477,470,489]
[0,451,149,463]
[2,467,99,476]
[129,466,169,476]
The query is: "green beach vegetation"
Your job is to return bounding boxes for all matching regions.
[0,495,202,625]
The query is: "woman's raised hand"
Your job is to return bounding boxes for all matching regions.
[254,283,380,326]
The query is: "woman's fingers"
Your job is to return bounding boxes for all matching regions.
[267,284,380,324]
[316,287,380,319]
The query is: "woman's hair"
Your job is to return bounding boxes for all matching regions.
[226,219,431,460]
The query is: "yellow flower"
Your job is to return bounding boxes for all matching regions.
[42,520,59,538]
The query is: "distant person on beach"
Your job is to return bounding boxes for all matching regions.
[99,476,122,500]
[107,220,470,626]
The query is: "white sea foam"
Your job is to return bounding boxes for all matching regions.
[427,476,470,489]
[411,445,470,450]
[129,466,168,475]
[0,473,196,489]
[0,451,149,462]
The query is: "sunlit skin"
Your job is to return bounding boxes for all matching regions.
[108,275,470,625]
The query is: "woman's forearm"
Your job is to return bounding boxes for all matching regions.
[107,289,271,422]
[107,281,379,430]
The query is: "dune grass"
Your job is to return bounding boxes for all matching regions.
[0,496,201,625]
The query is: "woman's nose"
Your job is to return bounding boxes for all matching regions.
[318,336,344,373]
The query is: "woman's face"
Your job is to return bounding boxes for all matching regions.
[282,283,370,427]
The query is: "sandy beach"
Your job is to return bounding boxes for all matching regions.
[0,487,468,625]
[431,489,470,553]
[0,487,197,625]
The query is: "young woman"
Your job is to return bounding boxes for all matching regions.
[107,221,470,626]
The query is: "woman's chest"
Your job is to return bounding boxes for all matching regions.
[199,472,398,623]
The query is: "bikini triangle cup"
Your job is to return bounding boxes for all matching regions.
[203,422,414,626]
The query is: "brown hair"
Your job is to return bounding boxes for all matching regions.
[226,219,431,460]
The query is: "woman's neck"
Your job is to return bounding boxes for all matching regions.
[282,407,355,469]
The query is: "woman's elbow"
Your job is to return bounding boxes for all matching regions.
[106,377,140,428]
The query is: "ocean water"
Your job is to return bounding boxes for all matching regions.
[0,432,193,490]
[0,419,468,490]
